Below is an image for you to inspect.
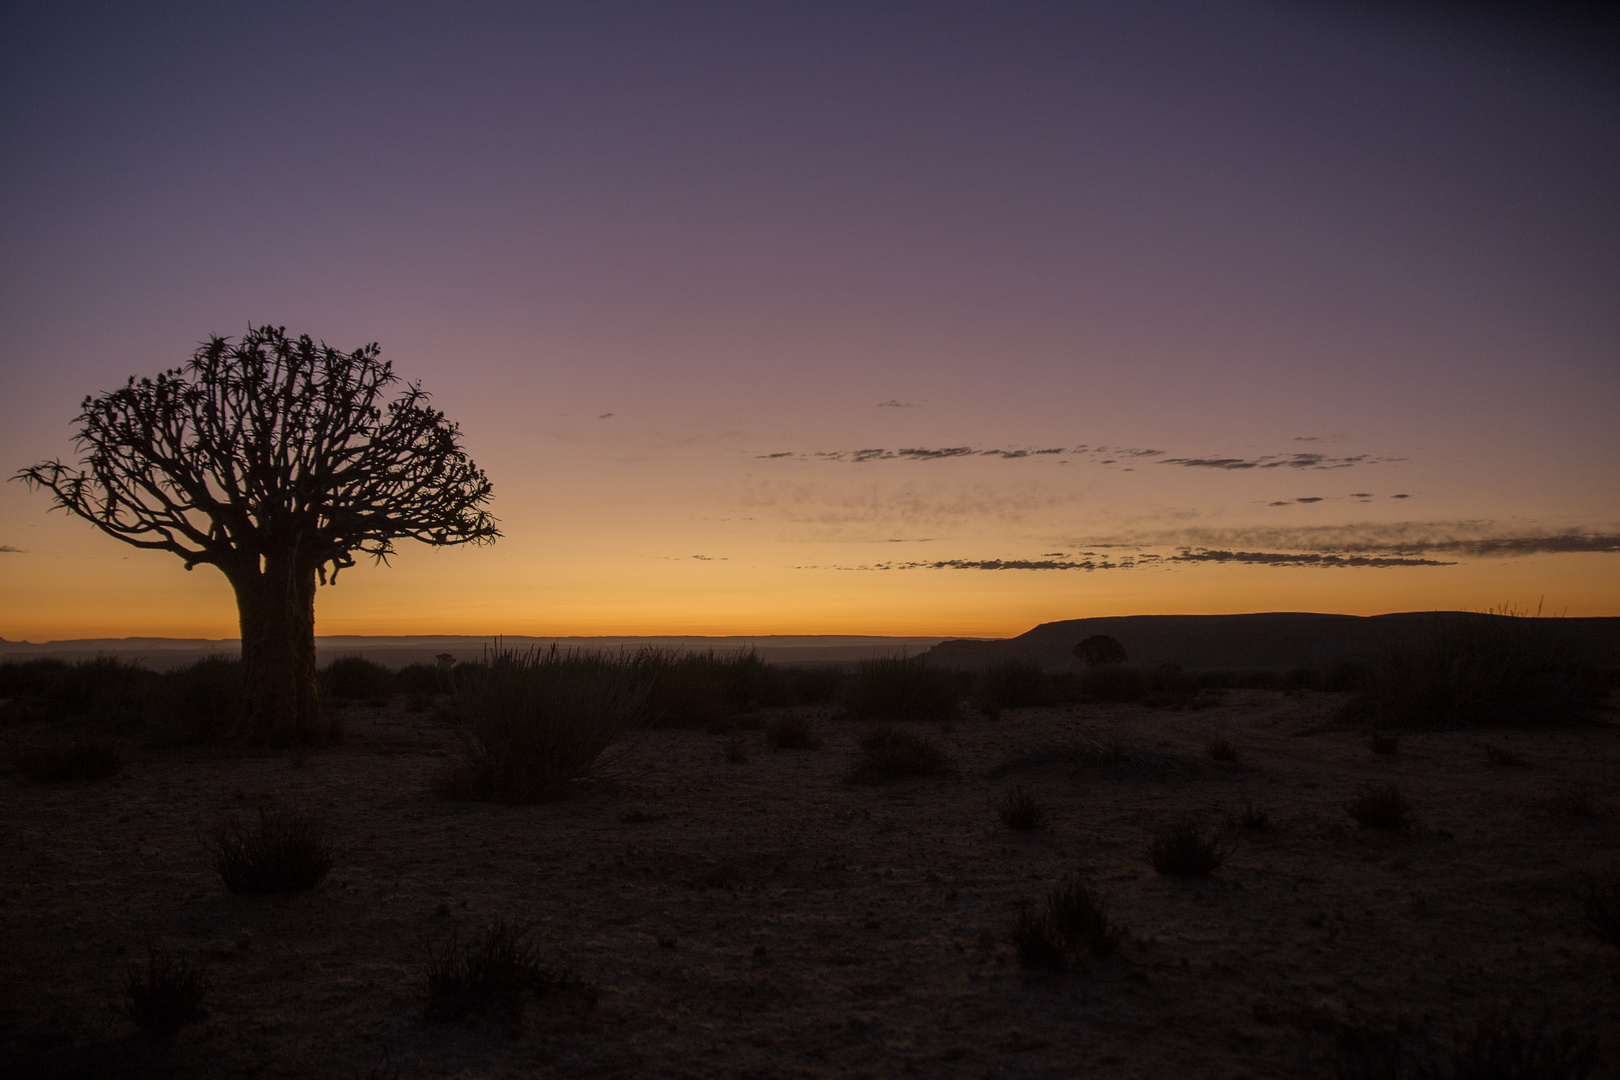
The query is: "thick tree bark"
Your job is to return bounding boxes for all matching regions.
[229,553,327,745]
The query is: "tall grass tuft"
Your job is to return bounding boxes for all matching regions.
[437,644,649,803]
[1345,608,1606,728]
[210,806,335,893]
[1148,819,1229,876]
[846,727,954,783]
[841,654,965,722]
[125,949,210,1040]
[424,918,589,1023]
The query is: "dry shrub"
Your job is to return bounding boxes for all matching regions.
[125,949,209,1040]
[210,806,334,893]
[1013,873,1124,971]
[1206,738,1238,763]
[841,655,965,722]
[1346,783,1413,833]
[1587,873,1620,949]
[997,785,1049,831]
[846,727,954,783]
[424,918,590,1023]
[765,713,820,749]
[1148,819,1228,876]
[1368,730,1400,756]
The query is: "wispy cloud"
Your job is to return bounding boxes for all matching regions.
[877,399,917,408]
[1159,452,1377,470]
[0,545,21,553]
[1085,522,1620,560]
[1170,549,1452,568]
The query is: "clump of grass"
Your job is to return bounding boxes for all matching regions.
[437,645,650,804]
[846,727,954,783]
[1148,819,1228,876]
[1368,730,1400,756]
[210,806,334,893]
[12,737,123,782]
[1229,798,1272,832]
[997,786,1049,831]
[1482,742,1528,767]
[1586,873,1620,949]
[1449,1009,1596,1079]
[1346,783,1413,833]
[720,735,748,763]
[1206,738,1238,763]
[1344,608,1606,729]
[840,655,965,722]
[1012,873,1124,971]
[765,713,820,749]
[424,918,590,1023]
[125,949,209,1040]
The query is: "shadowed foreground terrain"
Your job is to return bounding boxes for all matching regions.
[2,691,1617,1077]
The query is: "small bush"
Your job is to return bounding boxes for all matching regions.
[1,655,153,724]
[319,656,395,702]
[1230,798,1272,832]
[765,713,820,749]
[1045,873,1123,958]
[12,737,123,782]
[980,660,1060,708]
[1449,1009,1597,1079]
[396,661,445,695]
[210,806,334,893]
[1073,635,1128,667]
[125,949,209,1040]
[424,918,588,1023]
[147,656,242,743]
[1284,667,1321,691]
[1586,873,1620,948]
[1148,819,1228,876]
[1077,664,1150,703]
[1012,905,1068,972]
[1206,738,1238,763]
[1482,742,1528,767]
[846,727,953,784]
[1566,787,1597,819]
[437,645,649,803]
[1346,783,1413,833]
[1368,730,1400,756]
[1345,609,1605,729]
[1323,660,1374,692]
[841,655,965,722]
[720,735,748,763]
[997,786,1049,831]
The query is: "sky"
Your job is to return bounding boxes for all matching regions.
[2,1,1617,641]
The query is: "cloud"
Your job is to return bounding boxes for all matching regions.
[1170,549,1453,568]
[832,556,1159,571]
[1424,534,1620,557]
[756,452,795,459]
[1086,522,1620,560]
[0,545,21,553]
[597,412,614,419]
[877,399,916,408]
[1159,452,1373,470]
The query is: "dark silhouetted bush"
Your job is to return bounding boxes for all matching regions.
[1482,742,1528,767]
[1586,873,1620,949]
[1148,819,1228,876]
[319,655,395,702]
[1206,738,1238,762]
[0,655,151,724]
[980,660,1060,708]
[396,661,445,695]
[1012,905,1068,972]
[720,735,748,763]
[1073,635,1128,667]
[1045,873,1123,959]
[1345,610,1605,729]
[998,785,1049,831]
[1346,783,1413,833]
[1229,798,1272,832]
[424,918,589,1023]
[1368,730,1400,756]
[1078,664,1151,702]
[632,648,790,729]
[125,949,209,1040]
[765,713,820,749]
[841,655,965,721]
[13,737,123,782]
[1449,1008,1596,1079]
[1323,660,1374,692]
[210,806,334,893]
[1284,667,1321,691]
[437,645,649,803]
[846,727,953,783]
[147,656,243,743]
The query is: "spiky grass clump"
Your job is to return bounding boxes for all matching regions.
[210,806,334,894]
[846,727,954,784]
[1012,873,1124,971]
[1345,608,1605,729]
[12,737,123,782]
[437,645,650,804]
[1148,819,1229,876]
[1206,738,1238,763]
[125,950,209,1040]
[841,655,965,722]
[1229,798,1272,832]
[1346,783,1414,833]
[424,918,589,1023]
[997,785,1049,831]
[765,713,820,749]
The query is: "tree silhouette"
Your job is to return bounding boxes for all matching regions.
[1073,635,1128,668]
[16,325,498,743]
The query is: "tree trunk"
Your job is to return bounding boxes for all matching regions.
[230,552,326,745]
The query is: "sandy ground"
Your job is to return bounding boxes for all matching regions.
[2,690,1617,1078]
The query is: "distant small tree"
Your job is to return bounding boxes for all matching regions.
[1073,635,1128,668]
[16,325,498,744]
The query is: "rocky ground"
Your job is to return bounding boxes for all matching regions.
[2,689,1617,1078]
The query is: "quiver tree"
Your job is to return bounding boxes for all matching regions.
[16,325,499,744]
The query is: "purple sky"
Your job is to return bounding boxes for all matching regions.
[3,2,1617,638]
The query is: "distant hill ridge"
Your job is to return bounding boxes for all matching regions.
[925,612,1620,673]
